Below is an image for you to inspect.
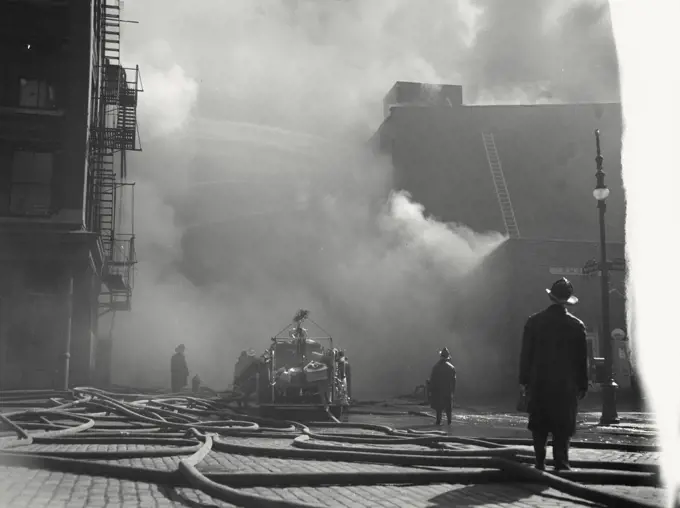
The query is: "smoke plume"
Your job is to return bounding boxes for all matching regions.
[466,0,619,103]
[109,0,619,397]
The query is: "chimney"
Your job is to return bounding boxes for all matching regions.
[383,81,463,118]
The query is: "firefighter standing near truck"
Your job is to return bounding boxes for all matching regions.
[429,347,456,426]
[170,344,189,393]
[337,351,351,402]
[519,278,589,471]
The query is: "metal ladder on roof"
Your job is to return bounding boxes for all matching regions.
[481,132,521,239]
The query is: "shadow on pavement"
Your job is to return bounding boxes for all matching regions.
[159,486,222,508]
[428,483,602,507]
[426,483,547,507]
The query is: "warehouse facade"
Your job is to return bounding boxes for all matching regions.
[0,0,141,389]
[372,82,627,399]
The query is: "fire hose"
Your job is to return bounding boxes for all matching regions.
[0,387,662,508]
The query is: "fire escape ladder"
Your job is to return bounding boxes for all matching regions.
[481,132,521,239]
[101,183,136,313]
[117,65,140,152]
[103,0,121,67]
[92,0,141,315]
[95,152,116,259]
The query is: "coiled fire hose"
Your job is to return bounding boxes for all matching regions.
[0,387,661,508]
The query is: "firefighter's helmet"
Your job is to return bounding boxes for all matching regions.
[546,277,578,305]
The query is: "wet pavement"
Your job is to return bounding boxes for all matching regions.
[349,400,658,446]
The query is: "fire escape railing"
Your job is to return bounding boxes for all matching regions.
[88,0,142,314]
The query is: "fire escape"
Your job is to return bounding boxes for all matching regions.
[89,0,142,315]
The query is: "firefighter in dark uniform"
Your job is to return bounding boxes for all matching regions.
[337,351,351,401]
[171,344,189,393]
[519,278,589,471]
[191,374,201,394]
[429,347,456,426]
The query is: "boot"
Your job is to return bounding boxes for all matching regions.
[532,432,548,470]
[553,435,571,471]
[534,453,546,470]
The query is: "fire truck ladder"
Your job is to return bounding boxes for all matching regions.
[481,132,521,239]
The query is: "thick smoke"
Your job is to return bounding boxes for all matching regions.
[467,0,619,104]
[110,0,619,397]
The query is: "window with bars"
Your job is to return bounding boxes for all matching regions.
[8,150,54,216]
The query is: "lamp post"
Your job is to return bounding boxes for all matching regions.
[593,129,619,425]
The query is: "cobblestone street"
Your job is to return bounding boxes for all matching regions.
[3,469,658,508]
[0,0,645,505]
[0,404,669,508]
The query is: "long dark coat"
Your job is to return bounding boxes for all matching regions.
[519,304,589,437]
[171,352,189,391]
[429,359,456,411]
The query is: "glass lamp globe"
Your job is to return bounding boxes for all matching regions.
[593,187,610,201]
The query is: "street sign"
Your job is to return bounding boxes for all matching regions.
[582,258,626,275]
[582,259,599,275]
[611,328,626,340]
[549,267,584,276]
[608,258,626,272]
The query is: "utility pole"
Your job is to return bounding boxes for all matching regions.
[593,129,619,425]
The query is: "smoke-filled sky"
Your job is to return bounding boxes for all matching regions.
[108,0,619,397]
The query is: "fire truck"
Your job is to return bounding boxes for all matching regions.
[233,309,351,420]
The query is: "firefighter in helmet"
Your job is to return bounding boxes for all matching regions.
[429,347,456,426]
[170,344,189,393]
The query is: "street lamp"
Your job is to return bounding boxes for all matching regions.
[593,129,619,425]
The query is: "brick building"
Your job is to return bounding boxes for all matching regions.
[0,0,141,389]
[372,82,627,398]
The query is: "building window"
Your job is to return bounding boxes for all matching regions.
[9,151,53,216]
[18,78,56,109]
